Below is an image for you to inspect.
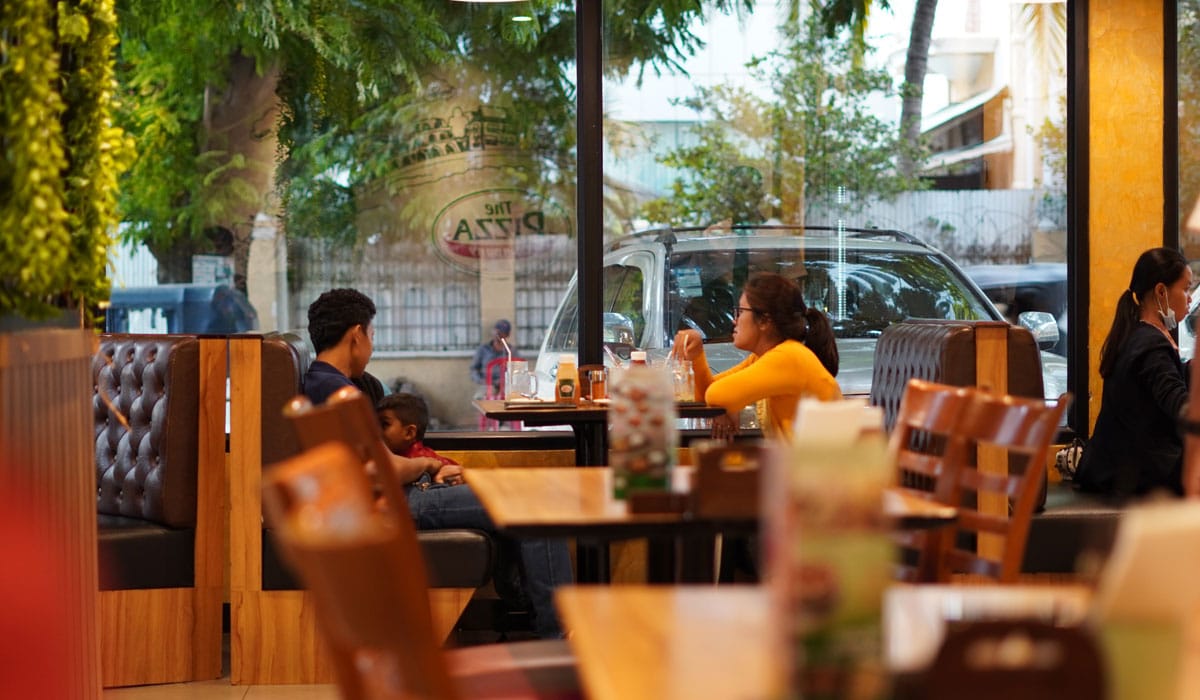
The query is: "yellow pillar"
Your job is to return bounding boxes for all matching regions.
[1088,0,1165,428]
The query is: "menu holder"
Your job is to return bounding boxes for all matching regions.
[690,440,762,519]
[627,491,690,514]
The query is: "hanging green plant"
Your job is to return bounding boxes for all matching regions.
[0,0,131,322]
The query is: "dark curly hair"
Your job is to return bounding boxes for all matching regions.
[743,272,839,377]
[377,393,430,439]
[307,288,376,354]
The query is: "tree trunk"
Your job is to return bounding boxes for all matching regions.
[203,53,281,293]
[898,0,939,179]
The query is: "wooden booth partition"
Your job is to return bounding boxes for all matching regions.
[974,323,1012,562]
[0,327,101,699]
[228,335,476,685]
[229,335,335,685]
[94,335,226,687]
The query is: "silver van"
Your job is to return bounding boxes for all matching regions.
[536,225,1068,401]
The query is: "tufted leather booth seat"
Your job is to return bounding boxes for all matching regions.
[256,332,495,591]
[870,318,1046,488]
[1022,483,1122,574]
[93,333,224,687]
[870,319,1045,431]
[94,335,199,590]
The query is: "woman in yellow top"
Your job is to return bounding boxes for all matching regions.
[672,272,842,440]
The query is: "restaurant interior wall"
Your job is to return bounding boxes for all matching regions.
[1085,0,1167,430]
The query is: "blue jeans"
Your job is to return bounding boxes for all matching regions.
[406,477,572,638]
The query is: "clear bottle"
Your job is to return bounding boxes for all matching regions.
[555,353,579,404]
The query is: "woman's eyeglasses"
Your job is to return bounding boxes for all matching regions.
[733,306,758,320]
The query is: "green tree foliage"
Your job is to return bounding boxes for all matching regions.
[0,0,131,320]
[642,12,924,227]
[114,0,748,259]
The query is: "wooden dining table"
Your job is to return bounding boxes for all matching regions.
[556,583,1100,700]
[555,585,784,700]
[472,399,725,465]
[464,466,955,582]
[464,466,755,582]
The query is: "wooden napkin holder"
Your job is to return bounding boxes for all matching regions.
[690,440,763,519]
[627,491,690,514]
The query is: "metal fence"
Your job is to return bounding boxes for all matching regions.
[808,189,1065,265]
[107,189,1064,351]
[287,236,576,353]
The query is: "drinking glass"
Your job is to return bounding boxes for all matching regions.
[506,360,539,399]
[671,359,694,401]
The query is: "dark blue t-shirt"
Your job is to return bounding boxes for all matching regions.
[303,360,387,406]
[303,360,354,405]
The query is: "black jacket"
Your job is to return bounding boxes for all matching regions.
[1075,323,1189,496]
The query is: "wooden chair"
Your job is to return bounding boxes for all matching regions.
[264,393,578,699]
[934,389,1072,583]
[888,379,976,583]
[480,357,508,430]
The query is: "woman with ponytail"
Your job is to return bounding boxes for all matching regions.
[671,272,842,440]
[1075,247,1193,496]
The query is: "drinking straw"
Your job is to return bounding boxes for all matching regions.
[604,344,623,367]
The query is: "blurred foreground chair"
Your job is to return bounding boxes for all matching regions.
[265,390,578,700]
[934,389,1071,583]
[888,379,975,583]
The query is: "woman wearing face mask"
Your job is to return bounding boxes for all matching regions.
[1075,247,1194,497]
[671,272,842,440]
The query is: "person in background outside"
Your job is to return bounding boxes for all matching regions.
[671,272,842,441]
[470,319,516,398]
[1075,248,1193,497]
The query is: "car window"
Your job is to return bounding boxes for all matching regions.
[543,264,646,353]
[668,248,994,340]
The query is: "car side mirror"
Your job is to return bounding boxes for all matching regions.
[1018,311,1060,350]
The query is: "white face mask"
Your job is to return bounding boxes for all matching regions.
[1158,293,1179,332]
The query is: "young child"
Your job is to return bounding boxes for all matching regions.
[377,393,463,485]
[377,391,570,637]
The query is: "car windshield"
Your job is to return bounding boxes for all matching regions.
[543,240,996,356]
[668,248,994,341]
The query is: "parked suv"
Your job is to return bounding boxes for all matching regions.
[536,225,1068,401]
[964,262,1067,357]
